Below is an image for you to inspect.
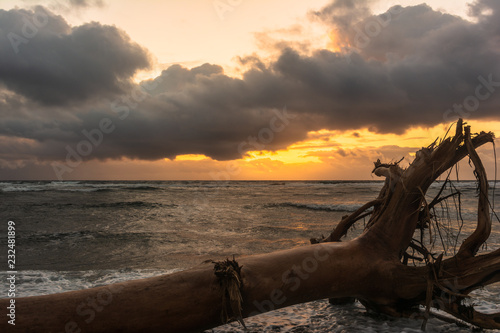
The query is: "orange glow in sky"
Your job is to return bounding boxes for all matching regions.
[0,0,495,181]
[76,120,499,181]
[327,29,350,53]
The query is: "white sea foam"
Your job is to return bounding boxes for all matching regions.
[0,269,177,298]
[209,299,500,333]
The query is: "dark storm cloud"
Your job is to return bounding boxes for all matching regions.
[0,6,150,105]
[0,62,305,163]
[283,0,500,132]
[1,0,500,175]
[69,63,306,161]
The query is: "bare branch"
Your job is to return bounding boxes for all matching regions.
[456,126,492,259]
[312,198,382,243]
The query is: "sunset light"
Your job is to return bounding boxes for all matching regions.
[0,0,499,181]
[174,154,211,162]
[327,29,349,53]
[2,1,500,331]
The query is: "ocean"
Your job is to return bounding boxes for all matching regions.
[1,180,499,332]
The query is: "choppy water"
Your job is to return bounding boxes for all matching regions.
[0,180,499,332]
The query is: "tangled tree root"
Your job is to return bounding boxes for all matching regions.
[213,257,245,328]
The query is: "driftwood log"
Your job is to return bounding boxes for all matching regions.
[2,119,500,332]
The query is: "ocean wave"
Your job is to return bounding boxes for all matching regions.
[22,230,100,242]
[84,201,166,209]
[27,201,172,209]
[1,180,499,193]
[21,230,176,244]
[0,269,178,298]
[0,185,97,193]
[0,184,47,192]
[121,185,162,191]
[264,202,360,212]
[428,180,500,191]
[284,181,384,188]
[0,181,165,193]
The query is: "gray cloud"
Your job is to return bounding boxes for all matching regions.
[310,0,375,34]
[66,0,105,8]
[20,0,105,11]
[0,6,150,105]
[468,0,500,32]
[1,1,500,176]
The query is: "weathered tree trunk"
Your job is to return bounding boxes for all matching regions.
[2,119,499,332]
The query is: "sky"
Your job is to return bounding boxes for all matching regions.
[0,0,499,180]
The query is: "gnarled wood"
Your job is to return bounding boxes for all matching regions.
[456,126,492,259]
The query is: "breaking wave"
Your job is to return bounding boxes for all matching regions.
[264,202,360,212]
